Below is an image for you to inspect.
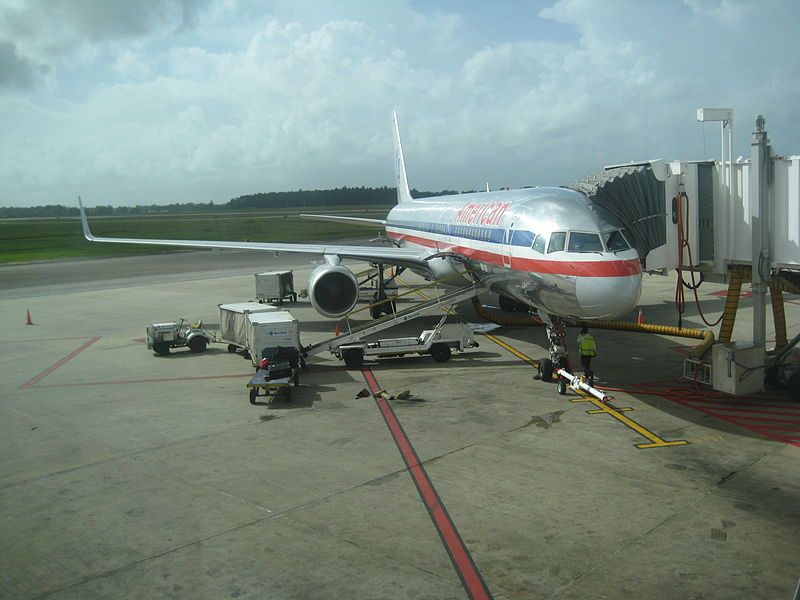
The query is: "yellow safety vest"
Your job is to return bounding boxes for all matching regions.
[579,334,597,357]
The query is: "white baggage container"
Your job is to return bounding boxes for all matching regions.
[246,311,301,366]
[219,302,279,348]
[255,271,296,304]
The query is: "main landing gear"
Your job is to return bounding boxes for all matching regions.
[369,263,399,319]
[537,313,570,382]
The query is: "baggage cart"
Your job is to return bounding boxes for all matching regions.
[255,271,296,304]
[246,311,301,366]
[247,367,299,404]
[218,302,279,353]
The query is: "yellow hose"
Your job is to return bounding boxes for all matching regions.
[470,297,715,357]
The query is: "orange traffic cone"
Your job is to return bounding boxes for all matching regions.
[25,309,34,325]
[334,323,341,337]
[637,308,644,325]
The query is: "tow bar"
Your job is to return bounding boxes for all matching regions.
[556,368,613,403]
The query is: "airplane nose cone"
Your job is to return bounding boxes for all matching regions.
[576,275,642,319]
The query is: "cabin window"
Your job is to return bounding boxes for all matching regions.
[548,231,566,253]
[532,234,546,253]
[568,232,603,253]
[604,229,630,251]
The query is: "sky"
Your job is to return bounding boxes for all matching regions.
[1,0,798,208]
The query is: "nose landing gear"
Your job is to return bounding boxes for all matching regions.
[537,313,570,382]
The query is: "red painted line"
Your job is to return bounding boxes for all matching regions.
[387,231,641,277]
[0,336,95,343]
[34,373,255,389]
[681,403,800,417]
[362,368,492,600]
[677,396,797,410]
[742,427,800,447]
[673,400,800,445]
[745,423,800,432]
[20,336,102,389]
[707,289,753,298]
[699,413,800,426]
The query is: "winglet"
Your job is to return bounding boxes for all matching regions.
[392,111,413,203]
[77,196,95,241]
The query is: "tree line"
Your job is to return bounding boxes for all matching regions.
[0,186,465,218]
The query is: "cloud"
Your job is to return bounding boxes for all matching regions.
[0,1,799,207]
[0,0,211,78]
[0,40,48,89]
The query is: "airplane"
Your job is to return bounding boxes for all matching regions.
[78,112,642,376]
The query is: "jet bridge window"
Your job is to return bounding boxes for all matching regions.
[603,229,630,251]
[532,234,546,253]
[568,232,603,253]
[547,231,566,253]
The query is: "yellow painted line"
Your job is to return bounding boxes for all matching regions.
[396,276,687,449]
[482,333,540,368]
[571,395,688,448]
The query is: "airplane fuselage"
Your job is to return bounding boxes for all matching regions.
[385,187,642,320]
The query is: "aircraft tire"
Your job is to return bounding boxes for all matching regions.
[343,348,364,369]
[430,343,451,363]
[538,358,553,382]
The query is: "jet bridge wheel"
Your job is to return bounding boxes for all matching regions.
[343,348,364,369]
[429,343,451,363]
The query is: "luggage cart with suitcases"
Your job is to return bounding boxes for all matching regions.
[246,346,301,405]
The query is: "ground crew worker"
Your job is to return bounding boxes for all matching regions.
[577,327,597,374]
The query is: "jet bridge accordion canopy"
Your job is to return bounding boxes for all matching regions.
[566,164,666,266]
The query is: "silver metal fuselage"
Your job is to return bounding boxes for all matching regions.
[385,187,642,320]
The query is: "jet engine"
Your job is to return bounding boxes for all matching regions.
[307,264,359,318]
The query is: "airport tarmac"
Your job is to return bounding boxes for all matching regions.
[1,250,799,599]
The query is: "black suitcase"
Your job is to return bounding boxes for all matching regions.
[267,361,292,379]
[261,346,300,368]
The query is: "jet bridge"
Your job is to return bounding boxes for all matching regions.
[575,113,800,396]
[566,162,668,267]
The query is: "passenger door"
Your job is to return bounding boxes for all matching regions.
[502,223,514,268]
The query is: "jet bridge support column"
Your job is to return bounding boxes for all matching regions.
[770,282,787,349]
[750,115,771,350]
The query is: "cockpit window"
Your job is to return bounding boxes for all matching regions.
[548,231,566,253]
[532,234,546,253]
[568,232,603,253]
[604,229,630,251]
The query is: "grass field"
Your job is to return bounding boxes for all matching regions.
[0,208,391,264]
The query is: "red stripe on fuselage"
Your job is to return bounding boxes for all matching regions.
[387,230,641,277]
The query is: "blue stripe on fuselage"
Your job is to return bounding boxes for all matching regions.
[386,220,534,247]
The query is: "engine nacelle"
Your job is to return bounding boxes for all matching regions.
[307,264,359,318]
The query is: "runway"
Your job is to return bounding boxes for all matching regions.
[1,251,799,599]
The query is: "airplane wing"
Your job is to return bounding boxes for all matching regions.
[78,199,431,272]
[299,213,386,227]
